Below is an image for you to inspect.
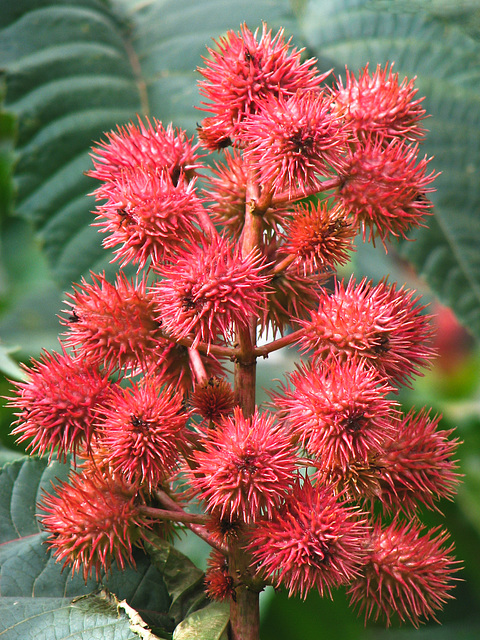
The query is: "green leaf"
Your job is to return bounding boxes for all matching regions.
[0,343,25,379]
[0,444,25,467]
[295,0,480,338]
[0,0,142,286]
[368,0,480,43]
[0,106,15,220]
[0,217,64,360]
[0,594,141,640]
[145,532,209,624]
[172,602,229,640]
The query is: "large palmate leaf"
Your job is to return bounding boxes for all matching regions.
[0,457,220,639]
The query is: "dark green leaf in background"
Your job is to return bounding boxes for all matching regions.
[145,533,208,623]
[172,601,229,640]
[0,0,142,285]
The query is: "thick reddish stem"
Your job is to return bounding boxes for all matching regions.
[197,205,220,239]
[229,543,261,640]
[160,329,236,359]
[271,176,341,207]
[254,328,305,357]
[272,253,296,275]
[153,489,224,551]
[228,169,262,640]
[139,505,208,524]
[188,347,208,384]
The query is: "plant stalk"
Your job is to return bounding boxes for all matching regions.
[228,171,263,640]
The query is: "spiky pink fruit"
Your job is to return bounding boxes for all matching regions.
[198,23,324,141]
[243,91,346,197]
[89,117,202,185]
[338,134,436,245]
[92,167,205,269]
[151,236,270,349]
[62,272,165,372]
[190,376,235,422]
[9,349,110,460]
[280,201,355,273]
[298,277,435,386]
[205,550,235,602]
[333,63,426,140]
[205,149,285,239]
[272,357,398,470]
[40,469,150,581]
[348,518,460,627]
[379,408,461,514]
[189,408,298,522]
[98,376,188,490]
[248,480,368,598]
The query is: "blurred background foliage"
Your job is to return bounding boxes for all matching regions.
[1,0,480,638]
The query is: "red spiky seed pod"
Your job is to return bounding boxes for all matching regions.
[198,23,324,141]
[347,518,461,627]
[263,237,324,335]
[247,480,369,598]
[9,349,110,460]
[205,550,235,602]
[151,236,270,349]
[197,115,233,151]
[318,455,384,503]
[333,63,427,140]
[378,408,461,514]
[338,134,436,246]
[40,469,150,581]
[190,377,235,422]
[205,512,244,547]
[189,408,298,522]
[204,149,248,238]
[266,270,324,335]
[297,277,435,387]
[92,167,205,269]
[89,117,202,185]
[272,358,398,471]
[89,118,205,268]
[155,342,226,396]
[280,201,355,273]
[98,376,188,490]
[243,91,347,197]
[61,272,165,373]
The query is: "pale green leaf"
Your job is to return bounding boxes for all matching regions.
[0,343,25,380]
[0,594,138,640]
[172,602,229,640]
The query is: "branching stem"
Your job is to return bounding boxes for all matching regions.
[139,506,208,524]
[271,176,341,207]
[254,328,305,357]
